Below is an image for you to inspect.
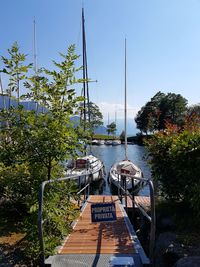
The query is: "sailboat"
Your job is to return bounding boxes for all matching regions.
[109,39,143,190]
[64,8,104,184]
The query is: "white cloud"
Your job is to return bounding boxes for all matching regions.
[97,102,140,123]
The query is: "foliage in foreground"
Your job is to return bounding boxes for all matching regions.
[24,180,79,263]
[0,43,86,263]
[146,114,200,219]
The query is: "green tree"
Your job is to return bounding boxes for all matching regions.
[120,130,125,141]
[187,103,200,117]
[84,101,103,134]
[158,93,187,130]
[1,42,32,103]
[135,92,165,134]
[0,44,86,262]
[135,91,188,133]
[1,45,84,183]
[107,122,116,137]
[22,45,85,180]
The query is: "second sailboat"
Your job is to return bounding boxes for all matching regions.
[109,39,143,191]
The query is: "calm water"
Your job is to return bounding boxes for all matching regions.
[90,144,151,196]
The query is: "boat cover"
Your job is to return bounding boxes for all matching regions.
[116,160,139,176]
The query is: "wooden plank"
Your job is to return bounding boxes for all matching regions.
[126,196,150,210]
[59,195,137,255]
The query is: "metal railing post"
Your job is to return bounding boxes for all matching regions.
[78,176,81,206]
[38,181,49,266]
[38,175,93,265]
[118,174,120,198]
[131,177,135,220]
[84,175,86,202]
[124,176,127,210]
[149,180,156,262]
[87,179,90,197]
[112,171,156,265]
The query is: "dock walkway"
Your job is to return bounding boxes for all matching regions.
[126,196,150,211]
[46,195,150,267]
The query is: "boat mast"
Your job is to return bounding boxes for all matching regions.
[33,18,39,113]
[33,18,38,75]
[82,8,86,129]
[84,24,91,126]
[115,110,117,138]
[81,8,90,131]
[0,75,6,109]
[124,38,128,160]
[0,75,3,94]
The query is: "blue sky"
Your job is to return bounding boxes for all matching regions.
[1,0,200,125]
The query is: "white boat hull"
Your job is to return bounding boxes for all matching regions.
[64,155,104,184]
[109,159,143,190]
[112,140,121,146]
[105,140,112,145]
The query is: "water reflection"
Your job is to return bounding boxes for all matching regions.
[90,144,151,196]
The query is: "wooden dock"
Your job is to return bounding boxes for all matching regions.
[46,195,150,266]
[126,196,150,211]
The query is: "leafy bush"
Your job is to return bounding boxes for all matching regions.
[24,180,80,262]
[0,43,86,264]
[146,115,200,218]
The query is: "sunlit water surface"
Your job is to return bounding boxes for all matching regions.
[90,144,151,196]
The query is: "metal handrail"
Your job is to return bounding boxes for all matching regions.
[114,171,156,264]
[117,184,152,222]
[38,175,91,266]
[38,169,155,265]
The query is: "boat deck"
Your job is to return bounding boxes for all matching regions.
[46,195,150,266]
